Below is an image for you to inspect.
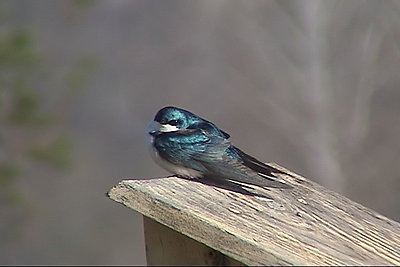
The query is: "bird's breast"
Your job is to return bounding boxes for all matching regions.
[147,133,203,179]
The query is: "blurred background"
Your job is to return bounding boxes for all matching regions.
[1,0,399,264]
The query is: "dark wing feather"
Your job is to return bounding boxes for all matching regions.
[233,146,293,178]
[189,129,292,189]
[199,154,292,189]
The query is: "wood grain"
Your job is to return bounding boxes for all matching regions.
[143,216,244,266]
[108,163,400,266]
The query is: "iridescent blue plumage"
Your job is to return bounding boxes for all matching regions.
[148,106,292,191]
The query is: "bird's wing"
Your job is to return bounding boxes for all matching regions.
[198,153,292,189]
[233,146,293,178]
[154,126,291,189]
[188,129,292,189]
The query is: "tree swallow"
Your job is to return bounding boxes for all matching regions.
[147,106,292,193]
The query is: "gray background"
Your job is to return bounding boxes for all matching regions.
[1,0,399,265]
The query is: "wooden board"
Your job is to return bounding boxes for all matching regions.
[108,163,400,266]
[143,216,244,266]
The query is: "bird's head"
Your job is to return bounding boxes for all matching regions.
[148,106,204,135]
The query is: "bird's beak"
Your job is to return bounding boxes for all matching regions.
[147,120,161,136]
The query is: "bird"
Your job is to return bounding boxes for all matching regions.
[147,106,292,194]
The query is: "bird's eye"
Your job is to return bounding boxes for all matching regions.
[168,119,180,126]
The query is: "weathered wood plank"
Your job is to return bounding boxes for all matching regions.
[144,216,244,266]
[108,163,400,266]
